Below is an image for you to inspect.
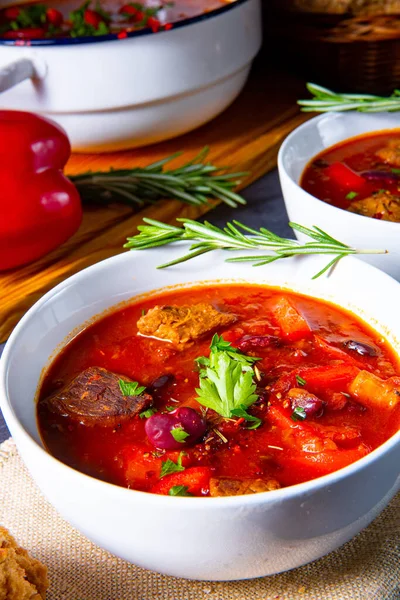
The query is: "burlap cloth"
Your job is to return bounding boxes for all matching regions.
[1,439,399,600]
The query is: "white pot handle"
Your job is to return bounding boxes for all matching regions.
[0,58,45,93]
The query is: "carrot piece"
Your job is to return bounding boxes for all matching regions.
[150,466,212,496]
[349,370,400,409]
[300,364,359,393]
[324,162,366,191]
[272,297,312,342]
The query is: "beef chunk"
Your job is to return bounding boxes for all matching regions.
[209,477,280,497]
[375,139,400,167]
[137,303,236,349]
[348,190,400,222]
[44,366,152,427]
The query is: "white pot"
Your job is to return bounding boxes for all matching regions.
[278,112,400,281]
[0,247,399,580]
[0,0,262,152]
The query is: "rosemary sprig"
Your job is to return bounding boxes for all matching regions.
[124,218,387,279]
[298,83,400,113]
[70,147,247,209]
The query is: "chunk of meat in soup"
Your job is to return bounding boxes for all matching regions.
[375,139,400,167]
[347,190,400,221]
[43,366,152,426]
[137,303,236,348]
[209,477,281,497]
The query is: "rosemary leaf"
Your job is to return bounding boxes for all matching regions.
[298,83,400,113]
[70,148,247,209]
[124,218,388,278]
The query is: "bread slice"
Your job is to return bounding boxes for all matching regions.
[0,527,49,600]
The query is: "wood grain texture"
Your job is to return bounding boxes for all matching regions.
[0,65,309,342]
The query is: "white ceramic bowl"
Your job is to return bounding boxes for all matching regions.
[0,0,262,152]
[278,112,400,281]
[1,247,400,581]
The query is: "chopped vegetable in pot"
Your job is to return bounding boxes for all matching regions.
[0,0,235,39]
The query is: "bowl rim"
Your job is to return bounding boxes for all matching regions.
[0,0,250,47]
[277,112,400,230]
[1,248,400,508]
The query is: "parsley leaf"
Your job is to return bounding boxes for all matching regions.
[230,405,262,429]
[195,334,260,374]
[170,426,189,443]
[295,375,306,386]
[139,407,157,419]
[168,485,192,496]
[165,405,176,412]
[291,407,307,421]
[391,168,400,175]
[119,380,146,396]
[160,453,185,478]
[195,348,258,418]
[345,191,358,200]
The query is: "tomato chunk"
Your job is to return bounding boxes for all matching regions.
[150,467,212,496]
[122,445,162,486]
[272,297,312,342]
[313,335,362,367]
[324,162,366,192]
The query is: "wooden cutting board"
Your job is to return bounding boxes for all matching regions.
[0,63,309,342]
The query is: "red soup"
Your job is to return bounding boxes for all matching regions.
[37,284,400,497]
[301,130,400,222]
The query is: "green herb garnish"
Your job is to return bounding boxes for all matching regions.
[346,191,358,200]
[298,83,400,113]
[119,380,146,396]
[160,453,185,478]
[139,407,157,419]
[391,168,400,175]
[230,405,262,429]
[291,407,307,422]
[124,218,387,280]
[195,343,259,419]
[165,405,176,412]
[295,375,306,387]
[170,426,189,444]
[168,485,192,496]
[196,334,260,374]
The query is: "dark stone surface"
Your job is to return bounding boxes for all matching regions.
[0,168,289,443]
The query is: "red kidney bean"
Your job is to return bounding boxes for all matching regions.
[145,407,206,450]
[343,340,377,357]
[237,335,281,352]
[287,388,324,418]
[362,171,399,184]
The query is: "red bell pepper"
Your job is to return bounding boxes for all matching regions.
[0,111,82,271]
[150,467,212,496]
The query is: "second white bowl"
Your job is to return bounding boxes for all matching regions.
[278,112,400,281]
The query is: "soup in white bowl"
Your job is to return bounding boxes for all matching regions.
[278,113,400,280]
[0,246,399,579]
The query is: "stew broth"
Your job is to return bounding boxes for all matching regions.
[37,284,400,497]
[301,130,400,222]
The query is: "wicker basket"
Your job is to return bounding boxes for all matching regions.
[264,3,400,94]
